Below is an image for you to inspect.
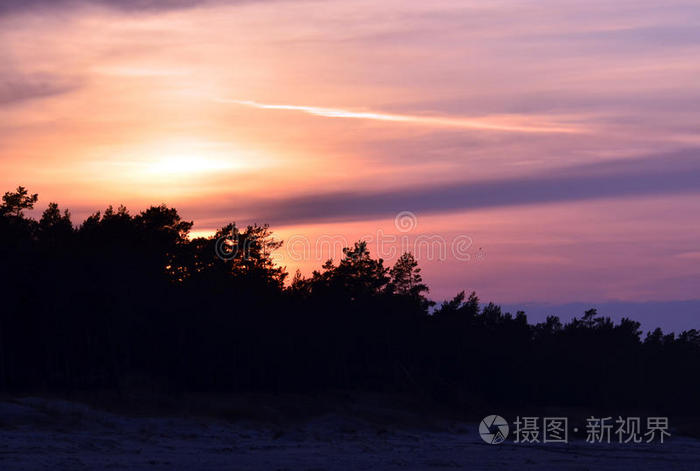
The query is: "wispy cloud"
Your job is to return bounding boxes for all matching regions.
[202,150,700,226]
[0,74,79,106]
[220,99,583,134]
[0,0,207,16]
[0,0,278,16]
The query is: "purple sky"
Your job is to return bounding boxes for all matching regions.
[1,0,699,330]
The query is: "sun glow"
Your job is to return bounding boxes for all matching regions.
[77,137,275,199]
[88,138,268,181]
[145,155,237,176]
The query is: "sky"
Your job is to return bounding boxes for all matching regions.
[2,0,700,328]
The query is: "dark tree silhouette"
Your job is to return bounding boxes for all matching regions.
[1,186,38,218]
[0,186,698,415]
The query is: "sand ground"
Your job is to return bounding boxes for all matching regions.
[1,397,698,470]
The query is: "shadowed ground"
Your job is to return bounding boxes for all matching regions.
[1,397,698,470]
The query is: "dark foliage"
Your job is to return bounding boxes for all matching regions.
[0,186,698,413]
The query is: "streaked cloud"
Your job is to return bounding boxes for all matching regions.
[222,99,583,134]
[0,74,79,105]
[205,150,700,226]
[0,0,286,16]
[0,0,208,16]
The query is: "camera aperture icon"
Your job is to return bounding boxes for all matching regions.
[479,415,509,444]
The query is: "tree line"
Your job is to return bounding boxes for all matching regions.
[0,186,698,412]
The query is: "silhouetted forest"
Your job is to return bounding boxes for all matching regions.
[1,186,698,413]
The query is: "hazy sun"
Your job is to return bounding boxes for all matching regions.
[145,155,237,176]
[82,138,273,198]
